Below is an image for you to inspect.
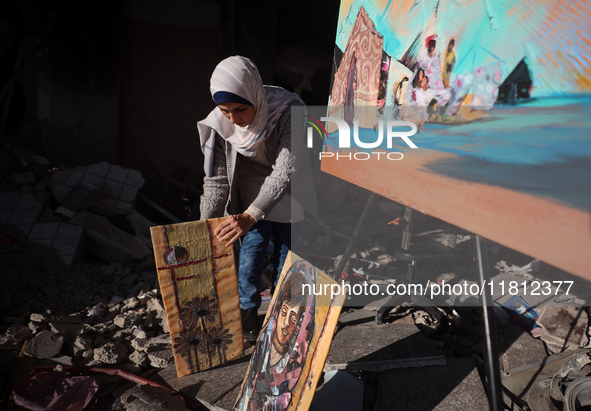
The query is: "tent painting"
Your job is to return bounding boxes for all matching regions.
[322,0,591,280]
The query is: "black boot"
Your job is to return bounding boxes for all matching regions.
[241,307,260,343]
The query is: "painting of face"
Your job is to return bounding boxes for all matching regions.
[273,301,301,354]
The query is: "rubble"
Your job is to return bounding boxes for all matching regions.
[93,342,128,365]
[2,141,591,410]
[0,324,33,346]
[113,384,190,411]
[23,331,65,359]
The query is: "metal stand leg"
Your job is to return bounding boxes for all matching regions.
[333,192,377,280]
[474,235,504,411]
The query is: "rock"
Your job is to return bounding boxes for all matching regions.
[93,342,128,364]
[129,350,149,368]
[122,300,141,311]
[114,312,142,329]
[23,330,64,359]
[109,304,122,315]
[74,335,93,350]
[30,313,51,323]
[113,330,132,341]
[0,324,33,346]
[28,321,44,334]
[131,338,149,352]
[146,334,171,350]
[161,319,170,334]
[132,329,147,339]
[146,298,166,320]
[147,348,174,368]
[113,384,189,411]
[536,305,589,353]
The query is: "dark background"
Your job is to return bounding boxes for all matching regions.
[0,0,340,218]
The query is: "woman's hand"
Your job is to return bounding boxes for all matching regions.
[214,213,256,247]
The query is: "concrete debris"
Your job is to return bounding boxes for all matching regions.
[23,330,65,359]
[71,211,152,264]
[114,312,143,329]
[0,324,33,346]
[536,306,589,353]
[495,259,540,280]
[113,384,190,411]
[49,161,145,216]
[93,341,128,364]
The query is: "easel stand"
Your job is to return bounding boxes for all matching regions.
[334,193,503,411]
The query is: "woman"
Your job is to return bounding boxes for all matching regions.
[197,56,308,342]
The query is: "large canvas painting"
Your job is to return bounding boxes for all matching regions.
[150,217,244,377]
[234,252,346,410]
[322,0,591,280]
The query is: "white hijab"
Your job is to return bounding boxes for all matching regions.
[197,56,302,177]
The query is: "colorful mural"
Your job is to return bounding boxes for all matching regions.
[334,0,590,98]
[322,1,591,279]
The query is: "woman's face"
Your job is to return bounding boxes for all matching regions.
[217,102,257,127]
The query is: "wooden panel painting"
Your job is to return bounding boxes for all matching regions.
[150,217,243,377]
[233,252,346,411]
[322,0,591,280]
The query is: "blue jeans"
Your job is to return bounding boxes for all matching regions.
[237,220,291,310]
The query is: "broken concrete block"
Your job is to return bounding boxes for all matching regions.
[146,334,171,350]
[93,342,128,364]
[113,384,189,411]
[71,211,152,263]
[28,321,43,334]
[121,297,140,310]
[114,312,142,329]
[0,192,44,226]
[536,305,589,353]
[147,348,174,369]
[50,162,145,216]
[129,350,149,368]
[113,330,132,341]
[0,324,33,346]
[132,329,147,339]
[74,335,93,350]
[145,298,166,319]
[131,338,149,352]
[27,222,84,266]
[109,304,122,315]
[23,330,64,359]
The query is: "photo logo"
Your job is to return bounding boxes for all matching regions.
[305,116,418,161]
[304,116,329,145]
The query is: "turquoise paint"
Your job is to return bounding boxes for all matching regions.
[334,0,590,97]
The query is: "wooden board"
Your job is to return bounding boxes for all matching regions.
[150,217,243,377]
[234,252,346,410]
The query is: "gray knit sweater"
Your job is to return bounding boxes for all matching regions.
[199,101,310,223]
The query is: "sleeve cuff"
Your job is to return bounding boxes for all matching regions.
[244,205,265,222]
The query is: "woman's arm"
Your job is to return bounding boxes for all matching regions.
[199,134,230,220]
[245,102,304,220]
